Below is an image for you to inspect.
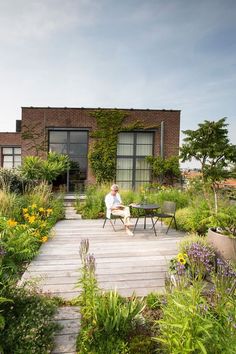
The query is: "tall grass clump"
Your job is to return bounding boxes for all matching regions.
[76,239,146,353]
[76,183,190,219]
[156,282,236,354]
[75,184,108,219]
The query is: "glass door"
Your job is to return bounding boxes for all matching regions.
[49,130,88,192]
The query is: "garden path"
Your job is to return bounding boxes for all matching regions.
[20,219,185,354]
[21,218,185,298]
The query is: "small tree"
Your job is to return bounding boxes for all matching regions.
[146,156,181,185]
[20,152,70,184]
[180,118,236,213]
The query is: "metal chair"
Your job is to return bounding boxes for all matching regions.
[152,201,177,234]
[103,213,124,232]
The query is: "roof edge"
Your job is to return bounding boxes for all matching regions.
[21,106,181,112]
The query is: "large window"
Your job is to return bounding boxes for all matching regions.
[2,147,21,168]
[116,132,153,189]
[49,130,88,191]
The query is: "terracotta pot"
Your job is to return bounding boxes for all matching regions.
[207,228,236,262]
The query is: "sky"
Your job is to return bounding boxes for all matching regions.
[0,0,235,168]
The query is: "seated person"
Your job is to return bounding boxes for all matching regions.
[105,184,133,235]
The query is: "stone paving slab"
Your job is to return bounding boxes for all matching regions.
[52,306,80,354]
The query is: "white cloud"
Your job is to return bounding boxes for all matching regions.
[0,0,100,43]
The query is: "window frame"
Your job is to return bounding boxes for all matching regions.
[116,131,154,189]
[1,146,22,168]
[48,129,89,191]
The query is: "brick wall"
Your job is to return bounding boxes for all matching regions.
[21,107,180,183]
[0,132,21,167]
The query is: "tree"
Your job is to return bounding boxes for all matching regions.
[146,156,181,185]
[180,118,236,213]
[20,152,71,184]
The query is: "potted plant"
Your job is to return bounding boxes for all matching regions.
[207,209,236,262]
[180,118,236,262]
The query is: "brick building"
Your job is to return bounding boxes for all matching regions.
[0,107,180,191]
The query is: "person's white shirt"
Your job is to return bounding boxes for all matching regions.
[105,192,122,218]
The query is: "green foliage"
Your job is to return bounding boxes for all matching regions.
[94,291,145,337]
[76,239,146,353]
[0,220,40,276]
[181,118,236,213]
[0,285,59,354]
[88,109,127,183]
[76,184,189,219]
[145,292,162,310]
[20,152,70,183]
[156,282,236,353]
[179,234,213,254]
[129,335,156,354]
[0,190,21,220]
[88,109,149,184]
[0,168,30,194]
[146,156,181,185]
[0,185,64,278]
[201,205,236,237]
[76,184,107,219]
[174,202,211,234]
[181,118,236,176]
[0,182,64,353]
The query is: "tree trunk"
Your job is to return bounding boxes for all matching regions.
[212,184,218,214]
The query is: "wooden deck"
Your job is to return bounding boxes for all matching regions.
[21,219,185,299]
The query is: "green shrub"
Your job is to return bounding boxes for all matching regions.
[0,285,59,354]
[156,282,236,353]
[129,335,156,354]
[179,234,214,254]
[0,190,21,220]
[76,184,190,219]
[20,152,70,183]
[0,168,29,194]
[75,184,107,219]
[174,201,211,234]
[145,292,162,310]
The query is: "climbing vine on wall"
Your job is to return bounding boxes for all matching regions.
[88,109,145,184]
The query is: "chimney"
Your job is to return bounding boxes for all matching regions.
[16,120,21,132]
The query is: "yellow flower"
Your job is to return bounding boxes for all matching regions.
[177,253,187,265]
[28,215,36,224]
[31,204,37,209]
[23,208,28,213]
[7,219,18,227]
[178,257,186,265]
[40,221,47,228]
[39,207,44,212]
[41,236,48,243]
[24,213,30,219]
[46,208,52,214]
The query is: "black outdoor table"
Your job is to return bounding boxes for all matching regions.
[130,203,160,236]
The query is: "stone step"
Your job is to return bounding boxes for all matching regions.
[52,306,80,354]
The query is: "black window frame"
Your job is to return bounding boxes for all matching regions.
[1,146,21,168]
[116,131,154,189]
[48,129,89,192]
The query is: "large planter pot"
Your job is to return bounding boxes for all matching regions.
[207,228,236,262]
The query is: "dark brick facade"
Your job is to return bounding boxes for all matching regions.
[0,107,180,185]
